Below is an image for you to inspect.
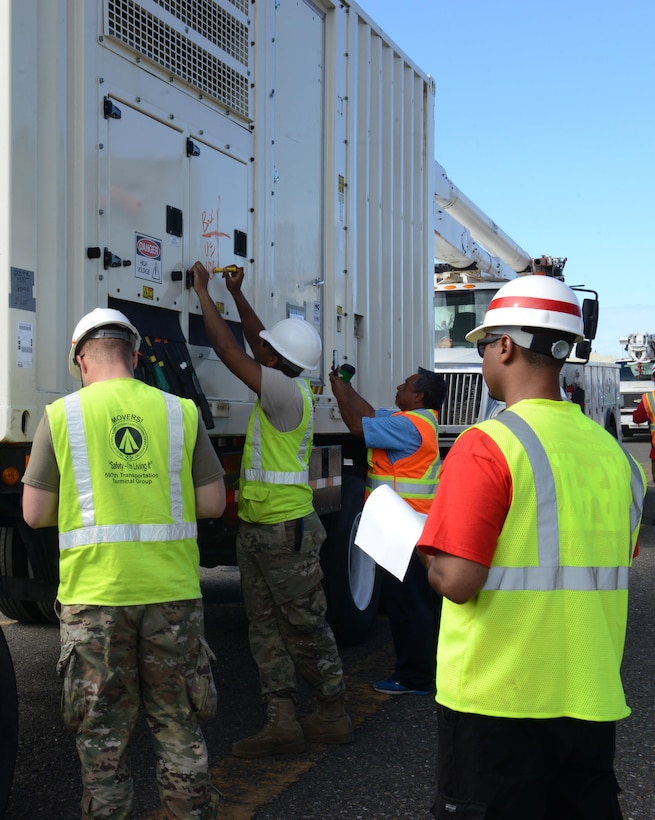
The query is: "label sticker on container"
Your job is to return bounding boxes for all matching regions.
[135,233,162,284]
[9,267,36,311]
[17,321,33,369]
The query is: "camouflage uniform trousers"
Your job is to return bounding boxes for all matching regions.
[58,599,219,820]
[236,510,346,703]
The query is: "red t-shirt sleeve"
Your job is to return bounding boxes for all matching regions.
[418,427,512,567]
[632,399,655,460]
[632,399,648,425]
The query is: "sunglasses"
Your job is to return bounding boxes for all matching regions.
[476,335,503,358]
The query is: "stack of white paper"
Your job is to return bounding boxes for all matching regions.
[354,485,428,581]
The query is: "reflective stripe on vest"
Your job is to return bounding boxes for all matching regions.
[58,390,197,550]
[367,477,440,495]
[482,410,645,593]
[366,409,441,497]
[243,378,312,485]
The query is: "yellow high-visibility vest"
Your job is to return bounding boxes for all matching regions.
[238,377,314,524]
[437,399,645,721]
[47,378,200,605]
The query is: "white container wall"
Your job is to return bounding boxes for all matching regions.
[1,0,435,442]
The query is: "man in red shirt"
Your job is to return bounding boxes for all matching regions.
[632,368,655,483]
[418,275,645,819]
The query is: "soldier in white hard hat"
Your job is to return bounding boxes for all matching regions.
[416,275,646,818]
[190,261,352,758]
[22,307,226,818]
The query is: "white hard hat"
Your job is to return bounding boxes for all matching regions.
[260,318,322,371]
[466,275,584,346]
[69,307,141,377]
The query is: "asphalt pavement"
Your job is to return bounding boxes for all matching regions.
[2,436,655,819]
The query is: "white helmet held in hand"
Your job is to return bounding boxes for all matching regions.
[69,307,141,377]
[260,318,322,371]
[466,275,584,350]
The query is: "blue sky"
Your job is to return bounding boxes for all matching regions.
[356,0,655,358]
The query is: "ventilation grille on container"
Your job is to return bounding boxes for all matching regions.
[440,372,484,427]
[105,0,250,118]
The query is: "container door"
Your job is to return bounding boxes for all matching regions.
[187,142,250,401]
[104,100,186,312]
[271,0,325,370]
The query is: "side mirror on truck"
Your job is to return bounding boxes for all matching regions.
[581,297,599,342]
[570,288,599,364]
[575,339,592,361]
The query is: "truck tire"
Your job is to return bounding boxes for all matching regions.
[0,526,56,624]
[321,475,381,646]
[0,627,18,817]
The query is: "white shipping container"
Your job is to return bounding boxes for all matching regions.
[0,0,434,440]
[0,0,436,640]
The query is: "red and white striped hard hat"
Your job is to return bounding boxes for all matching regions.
[466,275,584,344]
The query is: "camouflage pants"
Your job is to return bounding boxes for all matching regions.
[237,511,345,702]
[58,600,219,820]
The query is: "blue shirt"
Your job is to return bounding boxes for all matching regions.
[362,409,422,464]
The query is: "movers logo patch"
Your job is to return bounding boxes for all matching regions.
[110,419,148,461]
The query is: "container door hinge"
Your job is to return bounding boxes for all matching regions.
[103,248,131,269]
[103,97,122,119]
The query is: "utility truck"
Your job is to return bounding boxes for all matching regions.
[0,0,437,644]
[432,161,621,450]
[617,333,655,437]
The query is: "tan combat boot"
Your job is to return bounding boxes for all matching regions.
[231,697,305,759]
[299,698,354,744]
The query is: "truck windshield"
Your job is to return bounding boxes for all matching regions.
[434,289,493,348]
[619,362,653,381]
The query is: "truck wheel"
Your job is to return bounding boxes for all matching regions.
[0,527,53,624]
[0,627,18,817]
[321,476,381,646]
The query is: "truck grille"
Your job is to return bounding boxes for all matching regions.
[621,389,645,413]
[440,372,484,426]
